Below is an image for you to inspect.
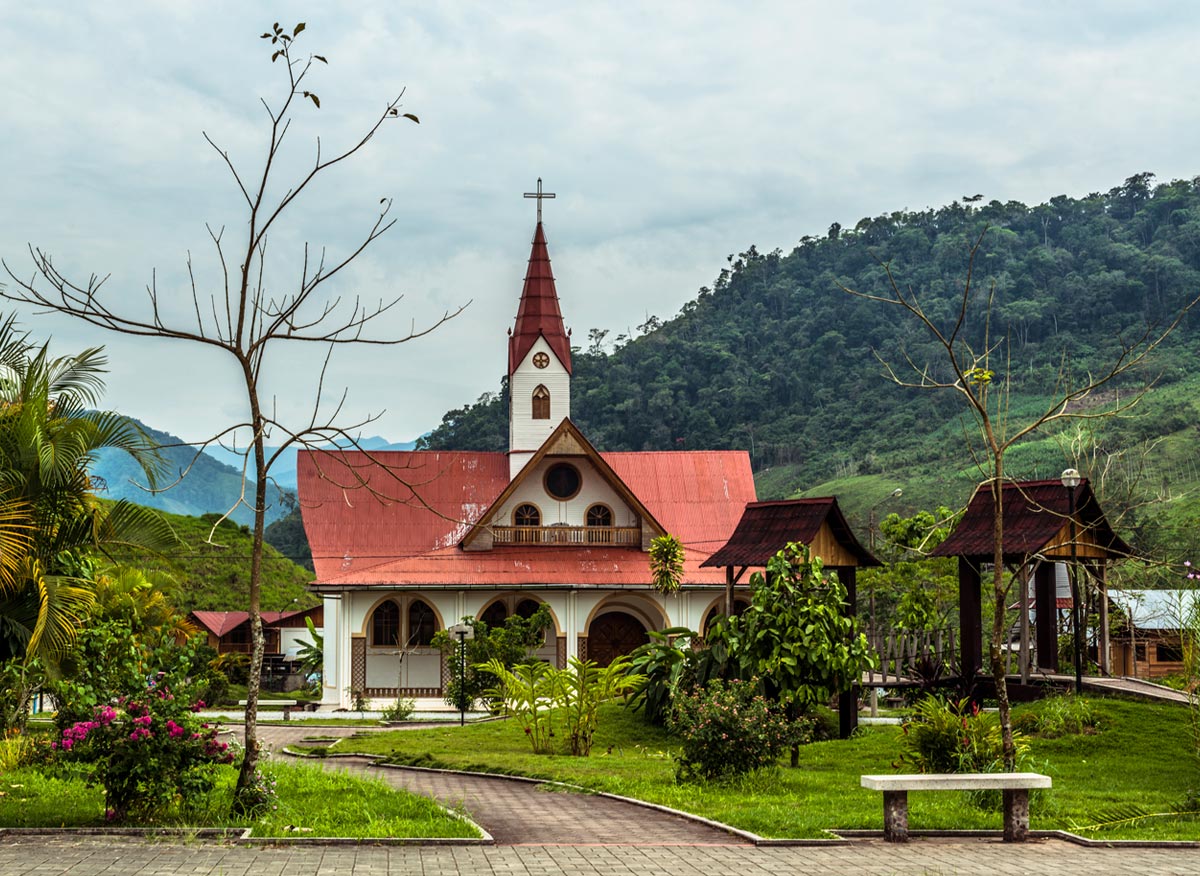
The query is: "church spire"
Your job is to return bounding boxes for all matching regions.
[508,182,572,477]
[508,218,572,376]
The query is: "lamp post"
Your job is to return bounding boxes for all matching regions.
[448,623,474,726]
[1061,468,1083,694]
[866,488,903,717]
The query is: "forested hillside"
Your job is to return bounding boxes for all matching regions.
[420,174,1200,566]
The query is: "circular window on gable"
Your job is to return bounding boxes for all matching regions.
[544,462,582,500]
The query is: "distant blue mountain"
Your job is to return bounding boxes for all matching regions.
[201,435,418,492]
[91,420,291,527]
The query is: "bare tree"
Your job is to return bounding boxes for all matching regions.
[844,229,1197,769]
[2,22,463,807]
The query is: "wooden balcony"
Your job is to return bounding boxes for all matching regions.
[492,525,641,546]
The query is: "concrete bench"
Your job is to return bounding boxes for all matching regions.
[860,772,1052,842]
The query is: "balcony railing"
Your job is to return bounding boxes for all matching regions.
[492,525,640,546]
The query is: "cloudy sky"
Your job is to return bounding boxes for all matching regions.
[3,2,1198,446]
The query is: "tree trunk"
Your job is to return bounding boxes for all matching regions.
[235,391,268,803]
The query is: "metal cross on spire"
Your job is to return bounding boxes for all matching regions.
[523,177,556,224]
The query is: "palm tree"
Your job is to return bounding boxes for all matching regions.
[0,315,177,661]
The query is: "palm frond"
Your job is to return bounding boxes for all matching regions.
[1068,801,1200,833]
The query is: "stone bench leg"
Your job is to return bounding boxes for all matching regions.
[1003,789,1030,841]
[883,790,908,842]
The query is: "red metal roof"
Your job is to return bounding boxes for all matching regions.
[189,608,312,637]
[509,223,572,374]
[298,448,756,588]
[932,478,1131,562]
[701,498,879,569]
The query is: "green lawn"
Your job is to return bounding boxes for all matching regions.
[321,697,1200,840]
[0,759,478,839]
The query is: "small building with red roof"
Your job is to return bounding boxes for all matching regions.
[298,194,757,707]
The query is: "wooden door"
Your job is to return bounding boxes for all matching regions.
[587,612,649,666]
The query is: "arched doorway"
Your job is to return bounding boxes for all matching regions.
[587,611,649,666]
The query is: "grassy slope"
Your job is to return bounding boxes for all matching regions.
[327,697,1199,840]
[117,509,318,613]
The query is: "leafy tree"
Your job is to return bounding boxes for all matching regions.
[296,615,323,682]
[722,542,874,765]
[0,316,174,662]
[859,507,960,633]
[648,534,685,595]
[432,604,553,710]
[2,23,457,807]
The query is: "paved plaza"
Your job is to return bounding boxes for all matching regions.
[3,834,1200,876]
[3,724,1197,875]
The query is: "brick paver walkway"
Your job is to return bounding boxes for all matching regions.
[8,724,1195,874]
[2,834,1200,875]
[256,724,745,845]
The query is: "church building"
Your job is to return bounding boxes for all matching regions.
[298,191,757,708]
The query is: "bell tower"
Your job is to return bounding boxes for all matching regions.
[508,180,571,478]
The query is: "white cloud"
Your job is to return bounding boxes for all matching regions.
[3,0,1199,443]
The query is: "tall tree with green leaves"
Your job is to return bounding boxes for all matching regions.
[0,315,174,662]
[1,24,458,807]
[723,542,874,766]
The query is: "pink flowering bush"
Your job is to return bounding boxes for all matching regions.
[668,678,808,783]
[53,681,233,822]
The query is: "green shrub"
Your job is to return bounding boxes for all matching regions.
[53,681,233,822]
[380,698,416,722]
[895,695,1027,774]
[0,729,53,770]
[194,670,231,709]
[668,678,805,783]
[808,705,840,742]
[1030,694,1098,738]
[625,627,696,725]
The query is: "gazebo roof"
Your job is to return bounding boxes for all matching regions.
[931,478,1132,563]
[701,498,880,570]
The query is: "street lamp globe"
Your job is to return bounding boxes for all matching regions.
[1060,468,1081,489]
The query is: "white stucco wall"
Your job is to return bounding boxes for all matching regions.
[510,337,570,475]
[322,585,733,707]
[493,457,637,528]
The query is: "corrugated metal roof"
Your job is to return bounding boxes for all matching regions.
[509,223,572,374]
[931,478,1131,561]
[700,498,879,569]
[189,609,311,636]
[1109,589,1200,630]
[190,611,247,637]
[298,447,756,587]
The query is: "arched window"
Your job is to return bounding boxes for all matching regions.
[513,503,540,543]
[532,384,551,420]
[371,600,400,646]
[515,598,542,619]
[586,504,613,543]
[409,599,437,647]
[480,601,508,628]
